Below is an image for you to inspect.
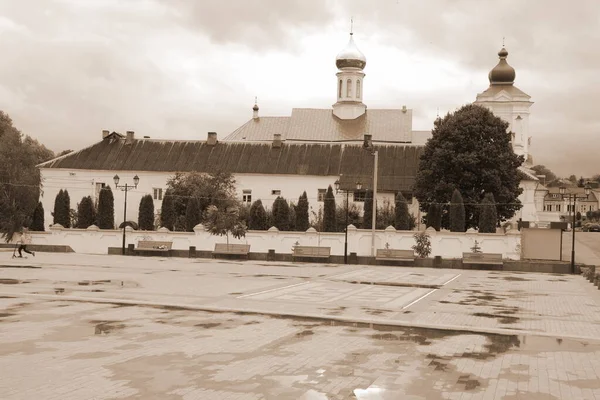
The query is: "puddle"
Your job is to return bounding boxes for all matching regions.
[54,288,65,294]
[0,312,16,318]
[0,279,26,284]
[195,322,221,329]
[296,329,314,337]
[0,265,40,269]
[472,312,519,324]
[78,280,111,286]
[91,320,126,335]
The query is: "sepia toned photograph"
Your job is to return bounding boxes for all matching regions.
[1,1,599,399]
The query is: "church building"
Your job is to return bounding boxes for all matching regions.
[37,32,543,229]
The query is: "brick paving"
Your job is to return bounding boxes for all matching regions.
[1,252,600,398]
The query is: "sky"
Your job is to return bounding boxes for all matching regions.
[0,0,598,177]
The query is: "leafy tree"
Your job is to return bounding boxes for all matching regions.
[363,190,374,229]
[323,185,336,232]
[288,201,296,231]
[568,175,577,183]
[185,196,201,232]
[138,194,155,230]
[394,192,410,230]
[248,199,268,230]
[56,149,73,157]
[530,165,557,184]
[203,204,247,245]
[30,202,45,231]
[272,196,290,231]
[166,171,237,225]
[0,111,55,239]
[412,231,431,258]
[414,104,523,229]
[426,203,442,231]
[76,196,95,228]
[97,186,115,229]
[478,193,497,233]
[295,191,310,231]
[449,189,466,232]
[160,189,175,230]
[577,177,585,188]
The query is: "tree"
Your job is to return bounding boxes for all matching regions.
[204,204,247,245]
[426,203,442,231]
[97,186,115,229]
[248,199,268,230]
[272,196,290,231]
[363,190,374,229]
[0,112,54,241]
[576,211,582,221]
[394,192,410,230]
[478,193,497,233]
[412,231,431,258]
[138,194,155,230]
[530,165,557,184]
[53,189,71,227]
[568,175,577,184]
[323,185,336,232]
[76,196,95,229]
[166,171,238,226]
[449,189,466,232]
[56,149,73,157]
[30,202,45,231]
[414,104,523,229]
[160,189,175,230]
[185,196,201,232]
[295,191,310,231]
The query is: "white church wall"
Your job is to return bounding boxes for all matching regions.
[27,224,521,260]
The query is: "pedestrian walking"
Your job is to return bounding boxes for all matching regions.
[17,228,35,258]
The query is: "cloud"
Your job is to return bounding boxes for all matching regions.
[0,0,598,178]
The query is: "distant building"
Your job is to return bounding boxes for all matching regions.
[38,32,544,229]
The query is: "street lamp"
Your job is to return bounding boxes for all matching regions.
[335,178,362,264]
[114,174,140,255]
[559,184,591,273]
[363,135,378,257]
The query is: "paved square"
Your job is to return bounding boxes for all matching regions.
[1,253,600,399]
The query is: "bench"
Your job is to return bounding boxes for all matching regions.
[462,252,503,267]
[375,249,415,264]
[292,246,331,262]
[213,243,250,260]
[135,240,172,256]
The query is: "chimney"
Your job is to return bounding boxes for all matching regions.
[102,130,110,139]
[363,134,373,148]
[125,130,135,144]
[402,105,407,113]
[272,133,282,148]
[207,131,218,146]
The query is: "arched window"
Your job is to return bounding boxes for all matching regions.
[338,80,342,98]
[346,79,352,97]
[356,79,361,98]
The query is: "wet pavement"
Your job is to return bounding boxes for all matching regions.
[1,253,600,398]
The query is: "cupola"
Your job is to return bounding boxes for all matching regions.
[488,47,516,85]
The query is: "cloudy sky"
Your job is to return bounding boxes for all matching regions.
[0,0,598,176]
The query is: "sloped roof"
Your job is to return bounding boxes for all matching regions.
[222,107,413,143]
[39,136,424,192]
[476,84,531,101]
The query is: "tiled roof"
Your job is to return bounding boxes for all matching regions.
[222,107,413,143]
[39,136,424,192]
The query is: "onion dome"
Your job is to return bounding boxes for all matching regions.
[336,33,366,70]
[488,47,516,85]
[252,103,259,111]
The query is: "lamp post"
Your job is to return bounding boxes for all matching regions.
[114,174,140,255]
[335,179,362,264]
[363,137,378,257]
[559,184,590,274]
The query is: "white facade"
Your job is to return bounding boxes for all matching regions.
[41,168,418,229]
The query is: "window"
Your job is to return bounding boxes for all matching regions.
[153,188,163,201]
[568,205,574,212]
[356,79,361,98]
[346,79,352,97]
[271,189,281,196]
[317,189,327,202]
[338,80,342,98]
[556,205,561,212]
[242,189,252,204]
[353,190,366,202]
[95,182,105,198]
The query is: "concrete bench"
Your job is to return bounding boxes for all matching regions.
[213,243,250,259]
[462,252,503,266]
[375,249,415,262]
[292,246,331,262]
[135,240,172,256]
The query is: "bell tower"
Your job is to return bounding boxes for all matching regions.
[333,26,367,120]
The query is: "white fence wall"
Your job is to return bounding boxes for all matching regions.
[26,225,522,260]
